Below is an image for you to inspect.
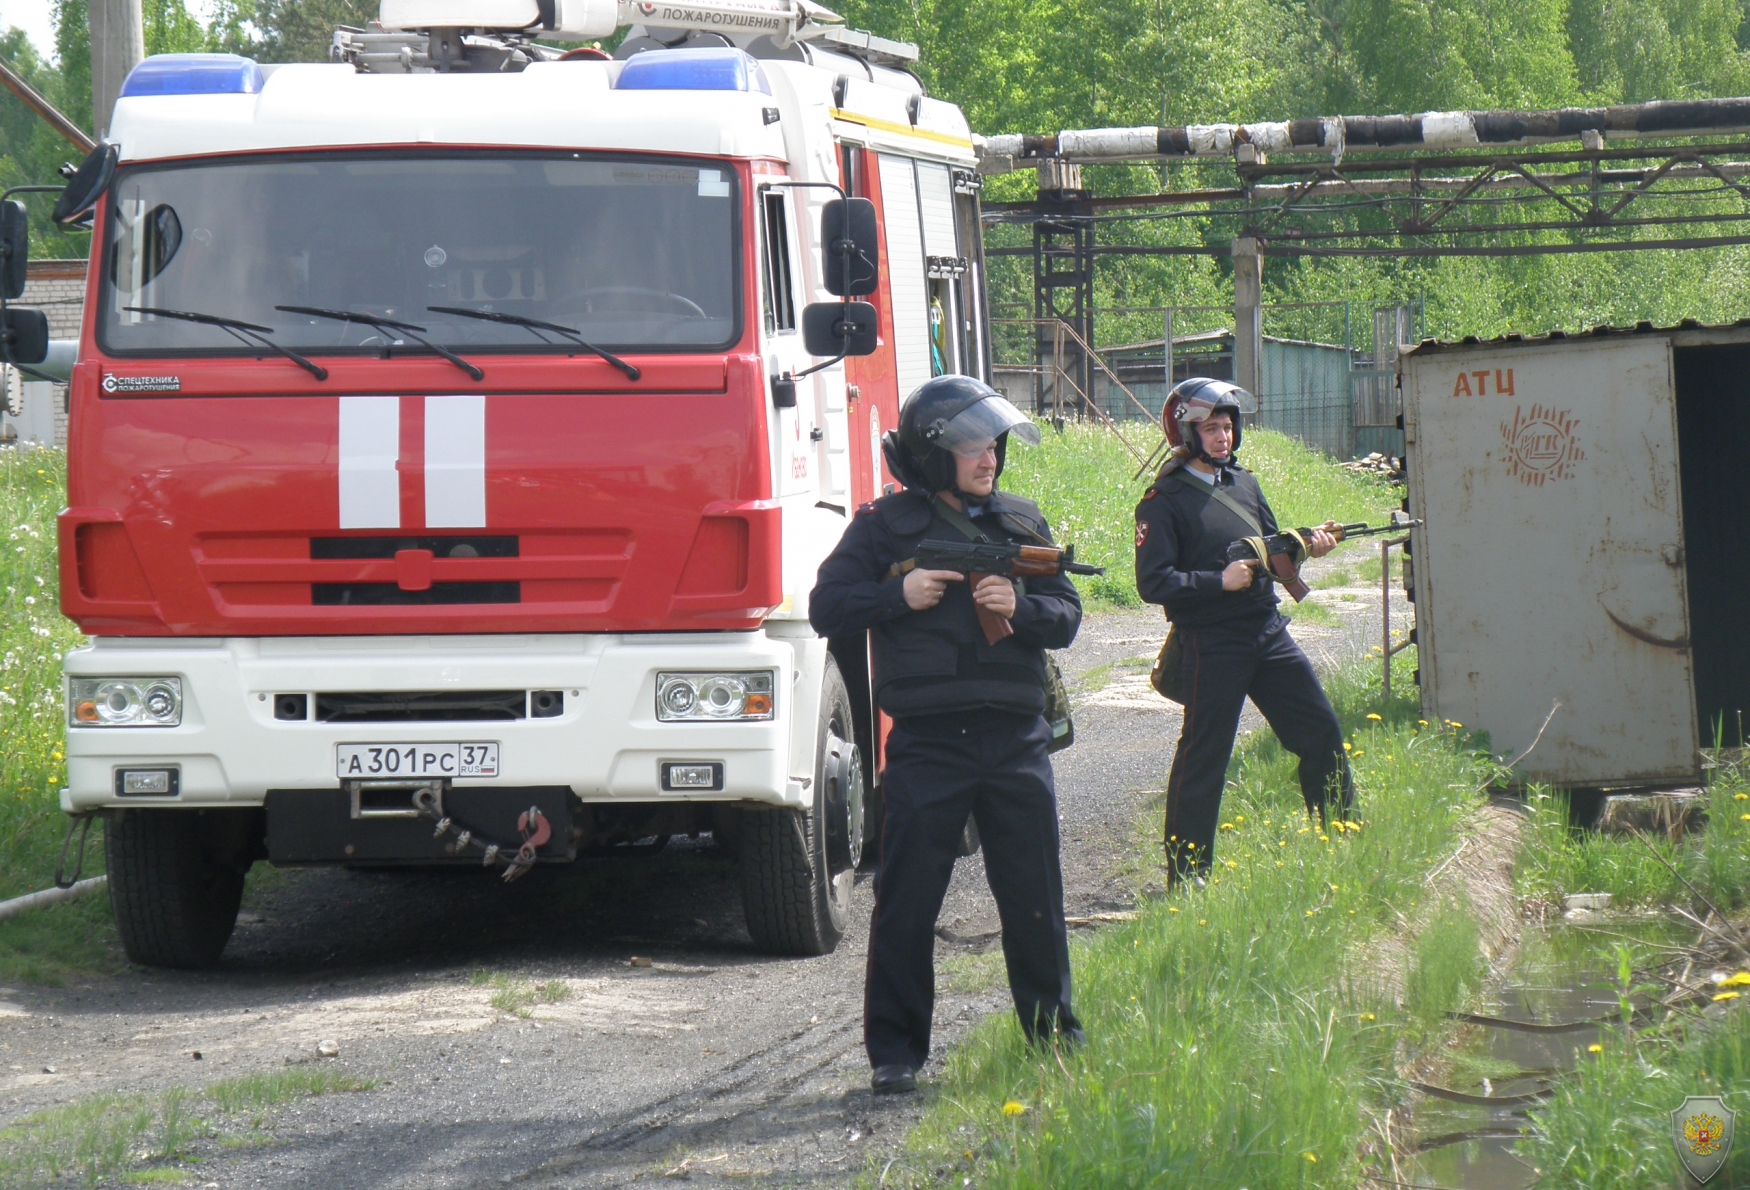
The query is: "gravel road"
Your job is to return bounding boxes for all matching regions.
[0,543,1408,1188]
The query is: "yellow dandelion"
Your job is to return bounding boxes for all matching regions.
[1275,861,1284,868]
[1220,822,1236,831]
[1418,719,1429,727]
[1198,919,1208,926]
[1735,793,1748,801]
[1741,814,1750,823]
[1360,1013,1376,1022]
[1720,972,1750,987]
[1225,860,1238,870]
[1002,1101,1027,1117]
[1168,907,1180,914]
[1448,720,1463,728]
[1713,991,1742,1002]
[1303,1153,1318,1163]
[1319,835,1330,843]
[1235,815,1246,823]
[1342,742,1352,752]
[1299,827,1311,834]
[1353,750,1364,758]
[1588,1044,1603,1053]
[1279,840,1287,848]
[1366,713,1382,722]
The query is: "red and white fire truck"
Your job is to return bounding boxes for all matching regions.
[46,0,992,967]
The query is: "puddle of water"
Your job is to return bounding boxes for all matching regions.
[1399,918,1686,1190]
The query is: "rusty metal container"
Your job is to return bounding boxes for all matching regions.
[1402,325,1750,788]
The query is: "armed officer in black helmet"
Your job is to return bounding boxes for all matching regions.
[810,375,1084,1096]
[1135,378,1353,886]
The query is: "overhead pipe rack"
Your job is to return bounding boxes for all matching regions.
[976,96,1750,168]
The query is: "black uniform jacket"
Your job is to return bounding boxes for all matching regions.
[1134,465,1281,628]
[809,488,1082,718]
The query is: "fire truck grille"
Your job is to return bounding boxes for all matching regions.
[316,690,529,723]
[310,536,519,559]
[311,582,521,605]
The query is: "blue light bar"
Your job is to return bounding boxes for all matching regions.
[120,54,264,98]
[615,48,772,95]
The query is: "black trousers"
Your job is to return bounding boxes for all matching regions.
[865,709,1080,1070]
[1163,613,1353,878]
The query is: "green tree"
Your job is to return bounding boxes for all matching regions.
[1567,0,1750,103]
[251,0,374,62]
[52,0,91,133]
[144,0,211,54]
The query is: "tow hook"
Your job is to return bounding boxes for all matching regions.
[342,779,551,882]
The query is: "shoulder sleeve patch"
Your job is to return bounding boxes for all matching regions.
[1135,520,1149,549]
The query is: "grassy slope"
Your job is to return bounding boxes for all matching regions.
[1002,424,1400,607]
[0,448,112,982]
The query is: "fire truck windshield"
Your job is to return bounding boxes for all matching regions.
[97,150,741,359]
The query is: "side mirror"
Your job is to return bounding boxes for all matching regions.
[51,142,120,228]
[803,301,878,358]
[820,198,878,297]
[0,201,26,300]
[111,203,183,293]
[0,308,49,365]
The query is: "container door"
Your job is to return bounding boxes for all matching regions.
[1405,336,1697,785]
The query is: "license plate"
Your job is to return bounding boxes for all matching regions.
[335,742,500,780]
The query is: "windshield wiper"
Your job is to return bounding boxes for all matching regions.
[123,307,328,381]
[274,306,484,382]
[427,307,641,381]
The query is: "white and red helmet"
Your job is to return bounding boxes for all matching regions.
[1162,378,1258,456]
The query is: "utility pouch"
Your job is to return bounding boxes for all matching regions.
[1043,654,1075,753]
[1150,619,1186,705]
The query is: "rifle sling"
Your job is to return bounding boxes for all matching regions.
[1183,474,1310,597]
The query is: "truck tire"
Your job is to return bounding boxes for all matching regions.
[106,808,255,969]
[739,658,856,956]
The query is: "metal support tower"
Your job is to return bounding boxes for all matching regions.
[1031,161,1094,414]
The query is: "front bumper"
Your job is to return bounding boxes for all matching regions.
[63,632,802,812]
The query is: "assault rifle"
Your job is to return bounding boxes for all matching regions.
[892,539,1105,644]
[1225,517,1422,602]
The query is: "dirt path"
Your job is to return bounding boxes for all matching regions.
[0,548,1409,1188]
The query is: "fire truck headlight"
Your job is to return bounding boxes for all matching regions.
[656,672,775,722]
[69,678,182,727]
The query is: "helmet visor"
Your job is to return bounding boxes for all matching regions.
[1176,379,1258,420]
[926,393,1041,456]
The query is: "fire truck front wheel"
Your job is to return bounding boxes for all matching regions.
[738,658,855,956]
[105,808,259,969]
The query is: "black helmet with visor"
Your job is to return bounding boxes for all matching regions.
[881,375,1040,494]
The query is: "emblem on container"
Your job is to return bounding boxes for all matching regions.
[1672,1095,1735,1183]
[1501,403,1584,486]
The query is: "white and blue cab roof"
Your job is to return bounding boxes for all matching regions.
[109,47,796,163]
